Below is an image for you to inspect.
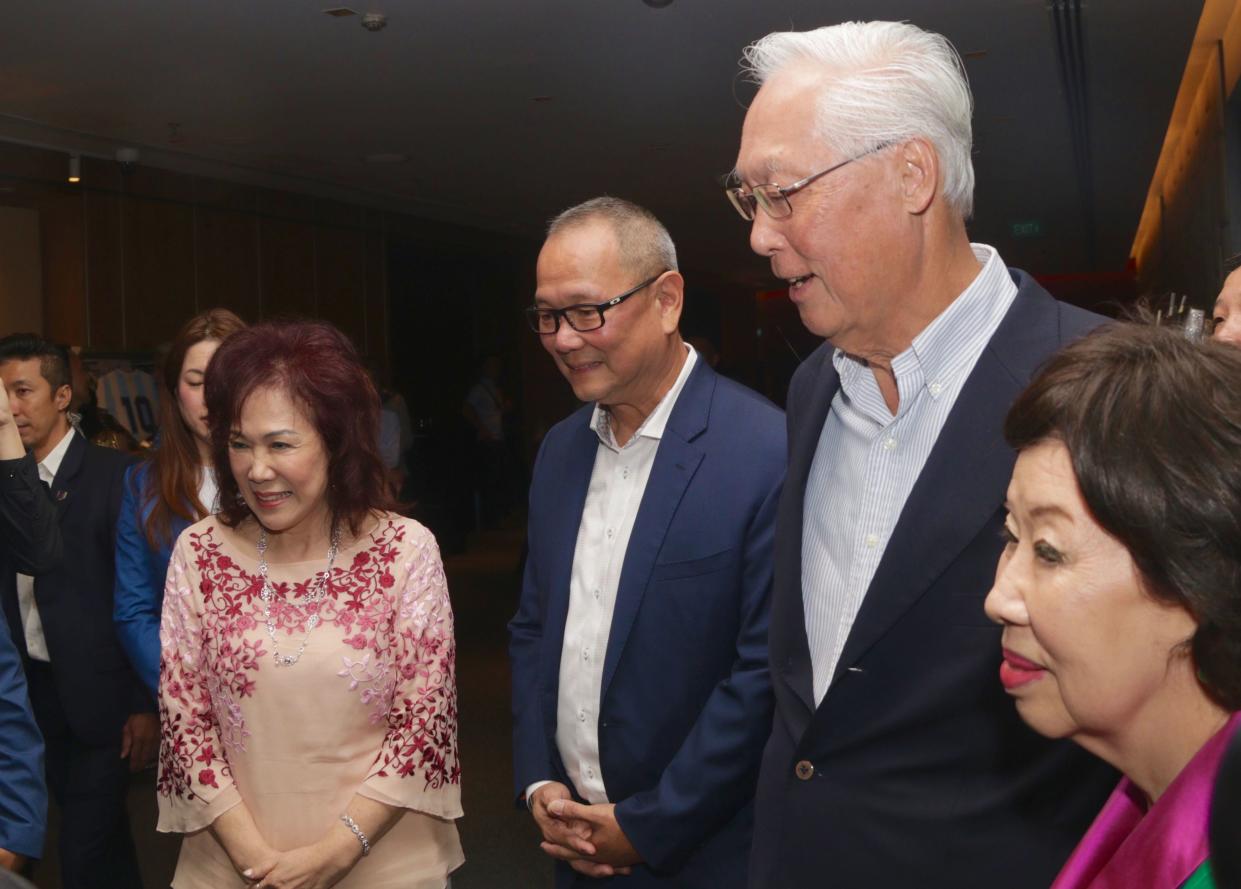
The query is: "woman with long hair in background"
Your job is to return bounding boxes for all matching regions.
[114,308,246,697]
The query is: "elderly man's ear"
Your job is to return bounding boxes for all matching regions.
[899,138,940,215]
[654,271,686,335]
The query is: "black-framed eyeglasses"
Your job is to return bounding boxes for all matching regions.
[526,271,666,335]
[725,141,894,221]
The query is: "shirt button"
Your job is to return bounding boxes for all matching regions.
[795,760,815,781]
[606,528,614,539]
[882,436,897,451]
[578,709,586,723]
[865,533,879,548]
[586,767,595,779]
[582,648,590,661]
[929,381,944,396]
[593,588,601,600]
[622,468,630,479]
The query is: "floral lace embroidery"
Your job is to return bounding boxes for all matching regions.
[157,518,460,808]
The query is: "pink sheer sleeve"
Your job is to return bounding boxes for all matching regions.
[156,532,242,832]
[358,526,462,819]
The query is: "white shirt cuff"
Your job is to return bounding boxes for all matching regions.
[525,780,553,811]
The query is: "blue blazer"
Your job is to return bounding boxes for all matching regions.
[749,272,1119,889]
[510,360,785,888]
[113,461,191,697]
[0,454,51,859]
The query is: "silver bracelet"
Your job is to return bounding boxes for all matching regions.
[340,813,371,857]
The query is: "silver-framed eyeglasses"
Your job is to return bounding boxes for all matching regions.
[725,141,894,221]
[526,271,666,335]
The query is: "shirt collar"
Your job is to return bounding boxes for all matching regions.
[38,426,78,483]
[832,243,1009,411]
[590,344,698,451]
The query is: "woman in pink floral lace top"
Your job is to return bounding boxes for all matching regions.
[156,321,462,889]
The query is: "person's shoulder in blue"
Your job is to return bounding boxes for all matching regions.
[0,448,53,868]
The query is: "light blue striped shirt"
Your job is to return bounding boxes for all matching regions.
[802,244,1017,704]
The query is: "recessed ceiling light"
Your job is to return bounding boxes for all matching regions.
[323,7,358,17]
[643,0,674,7]
[365,153,407,164]
[530,95,554,103]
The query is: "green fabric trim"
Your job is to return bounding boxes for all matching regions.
[1180,861,1215,889]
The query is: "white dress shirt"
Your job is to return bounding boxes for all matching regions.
[15,427,78,662]
[198,465,219,515]
[529,345,697,805]
[802,245,1017,704]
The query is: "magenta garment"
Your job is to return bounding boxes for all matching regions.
[1052,712,1241,889]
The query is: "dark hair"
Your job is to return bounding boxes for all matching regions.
[1006,321,1241,710]
[0,333,71,392]
[140,308,247,549]
[204,319,395,536]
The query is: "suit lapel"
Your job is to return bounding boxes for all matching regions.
[49,432,85,523]
[775,349,840,723]
[828,282,1059,690]
[600,363,712,698]
[539,413,600,687]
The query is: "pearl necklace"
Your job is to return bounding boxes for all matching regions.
[257,527,341,667]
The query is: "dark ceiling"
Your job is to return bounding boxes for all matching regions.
[0,0,1204,289]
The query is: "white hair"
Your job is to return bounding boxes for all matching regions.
[742,21,975,218]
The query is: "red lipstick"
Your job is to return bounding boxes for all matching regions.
[999,648,1046,690]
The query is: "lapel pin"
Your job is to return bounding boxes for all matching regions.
[55,490,68,501]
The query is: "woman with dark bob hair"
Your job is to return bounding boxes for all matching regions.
[986,321,1241,889]
[155,320,462,888]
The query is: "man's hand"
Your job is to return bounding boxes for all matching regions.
[0,383,23,461]
[529,783,596,858]
[0,848,25,872]
[120,712,159,772]
[548,800,641,869]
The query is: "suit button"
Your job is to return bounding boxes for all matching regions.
[795,760,815,781]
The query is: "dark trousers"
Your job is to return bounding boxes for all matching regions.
[25,661,142,889]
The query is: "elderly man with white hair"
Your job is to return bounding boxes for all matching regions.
[729,21,1118,889]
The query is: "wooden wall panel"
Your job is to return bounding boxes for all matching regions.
[84,190,125,348]
[260,217,316,318]
[315,228,366,347]
[195,207,259,319]
[124,197,195,349]
[39,191,86,345]
[364,230,387,364]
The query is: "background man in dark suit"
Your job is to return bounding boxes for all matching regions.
[727,21,1117,889]
[510,197,785,887]
[0,378,50,874]
[0,334,153,888]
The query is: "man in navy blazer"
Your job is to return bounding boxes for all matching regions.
[729,22,1117,889]
[0,335,152,888]
[510,197,785,887]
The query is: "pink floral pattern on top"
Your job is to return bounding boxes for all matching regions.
[157,515,460,818]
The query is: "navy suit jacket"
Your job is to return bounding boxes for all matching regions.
[0,454,52,858]
[510,359,785,888]
[750,272,1119,889]
[0,433,147,747]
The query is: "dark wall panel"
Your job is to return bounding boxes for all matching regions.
[260,217,317,318]
[124,197,195,349]
[196,207,259,319]
[84,190,125,348]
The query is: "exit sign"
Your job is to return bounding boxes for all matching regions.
[1011,220,1043,238]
